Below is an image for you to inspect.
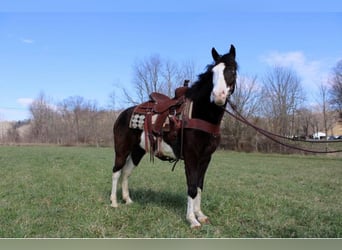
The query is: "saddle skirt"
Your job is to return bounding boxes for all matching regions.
[128,88,187,161]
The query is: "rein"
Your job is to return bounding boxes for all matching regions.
[225,100,342,154]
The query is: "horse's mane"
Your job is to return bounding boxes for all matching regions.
[185,64,215,102]
[185,51,238,102]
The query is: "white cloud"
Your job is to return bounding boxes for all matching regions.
[17,98,34,107]
[260,51,328,89]
[21,38,34,44]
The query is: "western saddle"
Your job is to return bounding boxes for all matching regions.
[130,80,221,161]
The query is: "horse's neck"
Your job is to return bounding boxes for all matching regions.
[190,98,225,125]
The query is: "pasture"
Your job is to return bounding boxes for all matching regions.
[0,145,341,238]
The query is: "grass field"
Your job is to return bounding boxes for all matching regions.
[0,145,341,238]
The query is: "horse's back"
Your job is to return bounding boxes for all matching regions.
[113,106,143,153]
[114,106,136,131]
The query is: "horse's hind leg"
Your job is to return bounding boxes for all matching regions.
[121,146,145,205]
[111,145,145,207]
[110,154,127,208]
[121,155,135,204]
[110,171,121,207]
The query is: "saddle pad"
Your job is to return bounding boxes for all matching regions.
[129,113,146,130]
[129,113,170,131]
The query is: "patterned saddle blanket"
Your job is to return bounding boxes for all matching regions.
[129,88,187,134]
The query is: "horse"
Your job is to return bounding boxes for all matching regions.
[110,44,237,228]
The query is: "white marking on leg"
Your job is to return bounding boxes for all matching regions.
[110,170,121,208]
[186,196,201,228]
[194,188,209,224]
[122,155,135,205]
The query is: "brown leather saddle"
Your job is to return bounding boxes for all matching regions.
[130,80,221,162]
[132,86,188,135]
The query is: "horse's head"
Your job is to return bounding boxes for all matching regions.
[210,44,237,106]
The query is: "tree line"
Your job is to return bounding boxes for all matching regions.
[2,94,117,146]
[1,55,341,153]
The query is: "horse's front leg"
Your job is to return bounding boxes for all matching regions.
[186,188,210,228]
[187,195,201,228]
[185,154,211,228]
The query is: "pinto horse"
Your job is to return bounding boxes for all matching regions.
[110,45,237,228]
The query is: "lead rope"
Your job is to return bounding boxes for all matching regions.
[225,100,342,154]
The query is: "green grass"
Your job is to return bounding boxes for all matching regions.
[0,145,341,238]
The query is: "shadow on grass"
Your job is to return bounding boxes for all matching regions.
[130,188,186,211]
[105,188,186,215]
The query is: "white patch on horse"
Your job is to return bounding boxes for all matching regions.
[139,131,176,159]
[186,195,201,228]
[110,154,136,207]
[110,170,121,208]
[211,62,230,105]
[121,155,135,204]
[186,188,209,228]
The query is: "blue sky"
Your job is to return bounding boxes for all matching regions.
[0,1,342,121]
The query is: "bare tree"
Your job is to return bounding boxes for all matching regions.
[57,96,100,144]
[129,55,163,103]
[125,55,196,104]
[329,60,342,119]
[221,75,261,151]
[295,107,314,138]
[317,83,334,137]
[261,66,305,137]
[29,93,56,143]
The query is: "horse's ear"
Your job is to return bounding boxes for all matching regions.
[229,44,236,59]
[211,47,221,62]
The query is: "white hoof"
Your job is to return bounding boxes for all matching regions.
[125,198,133,205]
[187,215,201,229]
[110,195,119,208]
[190,220,202,229]
[111,203,119,208]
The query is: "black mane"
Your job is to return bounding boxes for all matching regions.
[185,64,215,102]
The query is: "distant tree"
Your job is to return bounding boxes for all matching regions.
[222,75,260,151]
[58,96,99,144]
[125,55,196,104]
[261,66,305,137]
[329,60,342,119]
[317,83,334,137]
[6,125,20,143]
[29,92,56,143]
[295,107,314,138]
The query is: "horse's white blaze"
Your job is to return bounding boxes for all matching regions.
[211,62,229,105]
[139,132,176,159]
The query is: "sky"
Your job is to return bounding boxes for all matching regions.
[0,0,342,121]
